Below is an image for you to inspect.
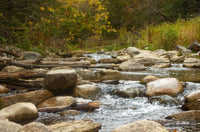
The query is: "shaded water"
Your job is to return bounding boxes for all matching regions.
[36,53,200,131]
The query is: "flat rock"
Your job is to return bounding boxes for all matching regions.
[37,96,76,108]
[119,61,145,71]
[47,119,101,132]
[183,58,200,68]
[0,90,54,108]
[166,110,200,122]
[112,120,169,132]
[22,51,42,60]
[18,122,53,132]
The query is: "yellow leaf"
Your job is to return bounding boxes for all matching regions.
[40,7,45,11]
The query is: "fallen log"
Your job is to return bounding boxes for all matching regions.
[37,102,101,113]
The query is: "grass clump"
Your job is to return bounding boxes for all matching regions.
[136,16,200,51]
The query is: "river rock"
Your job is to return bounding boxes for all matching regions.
[149,95,180,106]
[96,69,121,80]
[0,102,38,124]
[188,40,200,52]
[47,119,101,132]
[0,90,54,108]
[22,51,42,60]
[111,120,169,132]
[116,55,131,63]
[98,58,117,63]
[133,51,170,67]
[183,58,200,68]
[146,78,183,97]
[113,84,146,98]
[1,65,24,72]
[182,89,200,110]
[44,69,77,95]
[166,110,200,122]
[174,45,188,53]
[73,84,101,100]
[0,85,9,93]
[0,119,22,132]
[37,96,76,108]
[18,122,53,132]
[126,47,141,56]
[141,75,160,84]
[85,57,96,64]
[119,61,145,71]
[77,69,95,80]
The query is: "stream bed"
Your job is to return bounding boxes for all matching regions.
[36,53,200,132]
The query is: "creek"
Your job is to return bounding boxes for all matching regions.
[36,53,200,132]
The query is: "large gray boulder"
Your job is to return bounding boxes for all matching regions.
[44,69,78,95]
[0,102,38,124]
[182,89,200,110]
[0,119,22,132]
[47,119,101,132]
[126,47,141,56]
[119,61,145,71]
[73,84,101,100]
[111,120,169,132]
[146,78,183,97]
[0,90,54,108]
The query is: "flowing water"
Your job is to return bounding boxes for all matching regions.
[36,53,200,132]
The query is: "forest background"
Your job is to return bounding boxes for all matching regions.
[0,0,200,54]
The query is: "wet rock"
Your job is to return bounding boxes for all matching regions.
[0,90,54,108]
[188,51,200,58]
[73,84,101,100]
[1,66,24,72]
[44,69,77,95]
[0,102,38,124]
[133,51,170,67]
[77,69,95,80]
[182,89,200,110]
[170,56,185,63]
[60,110,79,116]
[141,75,160,84]
[149,95,180,106]
[188,40,200,52]
[18,122,53,132]
[96,69,121,80]
[0,118,22,132]
[37,96,76,108]
[113,84,145,98]
[183,58,200,68]
[47,119,101,132]
[146,78,183,97]
[0,85,9,93]
[111,120,169,132]
[166,110,200,122]
[116,55,131,63]
[126,47,141,56]
[152,49,168,58]
[119,61,145,71]
[22,51,42,60]
[174,45,188,53]
[98,58,117,63]
[85,57,96,64]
